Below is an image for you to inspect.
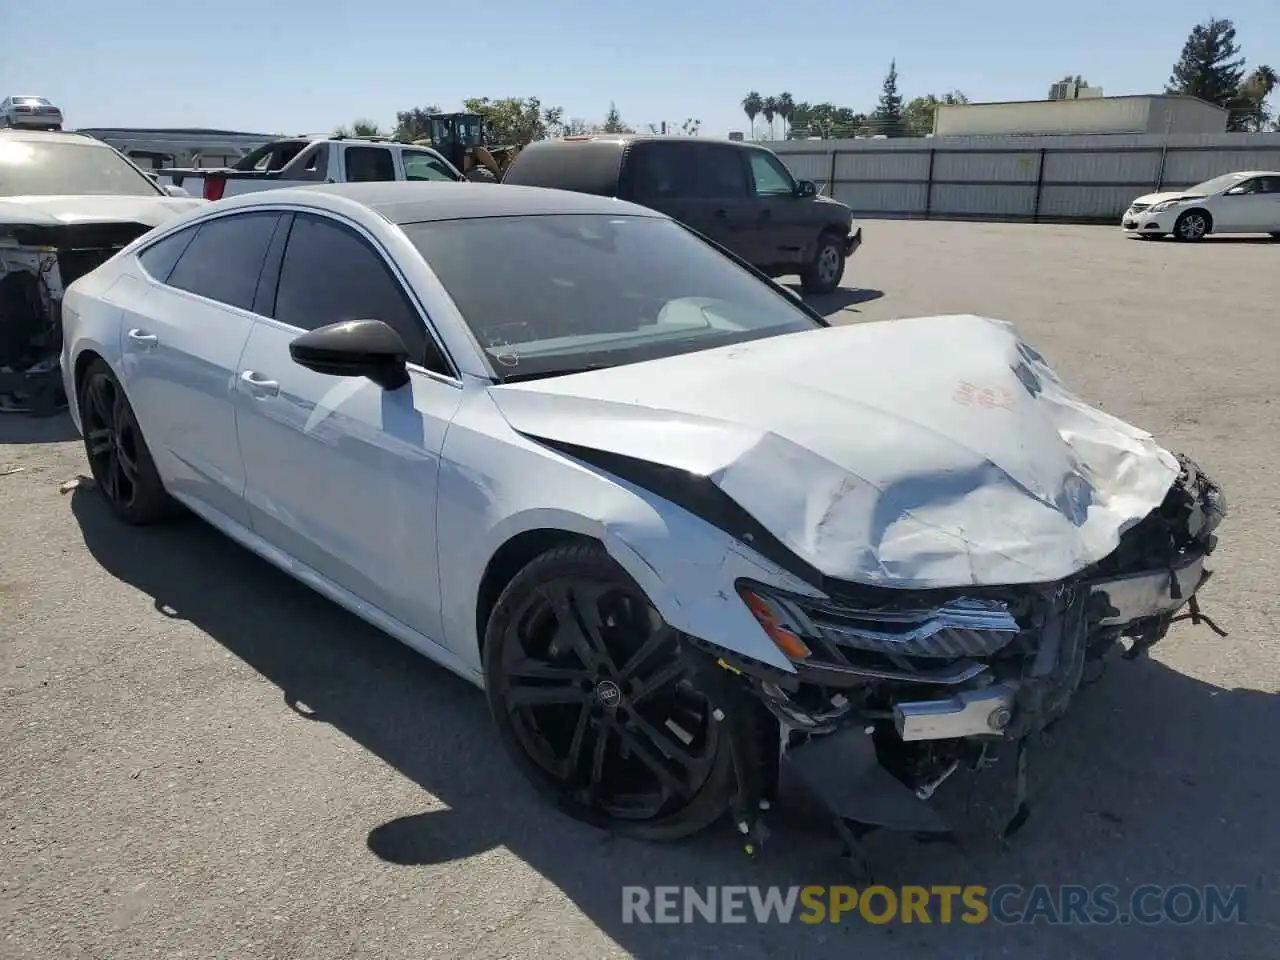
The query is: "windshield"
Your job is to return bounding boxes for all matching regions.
[1186,173,1248,196]
[403,214,823,380]
[0,139,162,198]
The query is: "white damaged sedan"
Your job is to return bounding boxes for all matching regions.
[60,182,1227,855]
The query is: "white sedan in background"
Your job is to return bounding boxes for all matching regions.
[1122,170,1280,241]
[58,182,1226,852]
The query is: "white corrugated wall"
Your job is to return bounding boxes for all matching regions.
[770,131,1280,222]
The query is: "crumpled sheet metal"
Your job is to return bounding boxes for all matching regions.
[0,246,65,413]
[490,314,1183,590]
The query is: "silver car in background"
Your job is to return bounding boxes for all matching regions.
[1,96,64,131]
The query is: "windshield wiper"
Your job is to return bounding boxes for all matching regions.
[499,364,612,383]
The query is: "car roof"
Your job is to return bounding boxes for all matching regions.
[0,129,102,146]
[219,181,671,224]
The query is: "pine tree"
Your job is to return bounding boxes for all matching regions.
[873,60,906,137]
[1166,18,1246,110]
[601,102,629,134]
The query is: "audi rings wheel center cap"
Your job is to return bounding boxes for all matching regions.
[595,679,623,709]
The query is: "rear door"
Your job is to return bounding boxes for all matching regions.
[625,141,754,259]
[339,144,398,182]
[119,210,284,527]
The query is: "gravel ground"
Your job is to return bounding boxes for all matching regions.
[2,222,1277,959]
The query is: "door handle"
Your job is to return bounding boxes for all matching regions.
[239,370,280,397]
[714,208,728,219]
[759,208,773,219]
[127,329,158,348]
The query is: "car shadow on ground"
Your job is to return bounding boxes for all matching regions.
[789,286,885,317]
[0,409,78,444]
[71,492,1278,958]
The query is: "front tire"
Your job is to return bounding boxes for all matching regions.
[800,231,847,294]
[483,542,734,840]
[1174,210,1211,242]
[78,359,179,524]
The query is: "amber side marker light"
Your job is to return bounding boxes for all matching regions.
[738,587,812,661]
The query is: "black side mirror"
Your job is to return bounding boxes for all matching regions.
[289,318,411,390]
[794,179,818,198]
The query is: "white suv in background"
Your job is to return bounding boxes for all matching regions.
[1122,171,1280,241]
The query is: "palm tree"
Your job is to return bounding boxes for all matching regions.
[777,92,795,139]
[1251,64,1278,96]
[761,95,779,140]
[741,92,762,139]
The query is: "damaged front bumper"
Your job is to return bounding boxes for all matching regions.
[1,222,149,414]
[692,453,1227,840]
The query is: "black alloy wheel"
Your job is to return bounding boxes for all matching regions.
[78,360,176,524]
[484,542,733,840]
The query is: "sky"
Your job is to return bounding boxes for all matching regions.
[2,1,1276,138]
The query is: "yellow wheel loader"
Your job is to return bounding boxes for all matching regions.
[413,113,521,182]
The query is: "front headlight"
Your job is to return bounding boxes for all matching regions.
[1149,200,1179,213]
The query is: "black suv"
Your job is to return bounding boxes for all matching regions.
[502,136,861,294]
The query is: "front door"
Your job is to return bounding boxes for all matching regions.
[118,211,284,527]
[233,211,463,646]
[742,149,812,269]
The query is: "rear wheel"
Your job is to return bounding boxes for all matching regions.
[78,359,179,524]
[483,542,733,840]
[799,231,847,294]
[1173,210,1211,242]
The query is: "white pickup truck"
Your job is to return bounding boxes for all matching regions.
[157,135,465,201]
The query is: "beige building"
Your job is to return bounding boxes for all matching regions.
[933,95,1228,138]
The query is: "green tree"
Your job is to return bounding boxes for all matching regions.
[679,118,702,136]
[461,97,559,144]
[788,102,867,139]
[392,106,440,141]
[600,102,633,134]
[761,96,779,139]
[334,118,383,137]
[1234,65,1277,132]
[872,60,905,136]
[1166,18,1246,118]
[741,92,763,138]
[903,91,968,136]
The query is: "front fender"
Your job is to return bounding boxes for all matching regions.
[437,392,820,678]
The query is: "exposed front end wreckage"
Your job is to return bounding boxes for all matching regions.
[692,454,1226,869]
[493,314,1229,870]
[0,221,154,414]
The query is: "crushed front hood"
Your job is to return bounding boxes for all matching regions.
[488,315,1182,589]
[0,194,204,228]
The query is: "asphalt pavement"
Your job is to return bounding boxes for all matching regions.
[2,222,1277,959]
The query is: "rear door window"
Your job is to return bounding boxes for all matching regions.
[343,146,396,182]
[138,226,198,283]
[628,143,701,201]
[163,212,282,311]
[692,144,750,198]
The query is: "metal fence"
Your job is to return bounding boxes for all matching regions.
[770,132,1280,223]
